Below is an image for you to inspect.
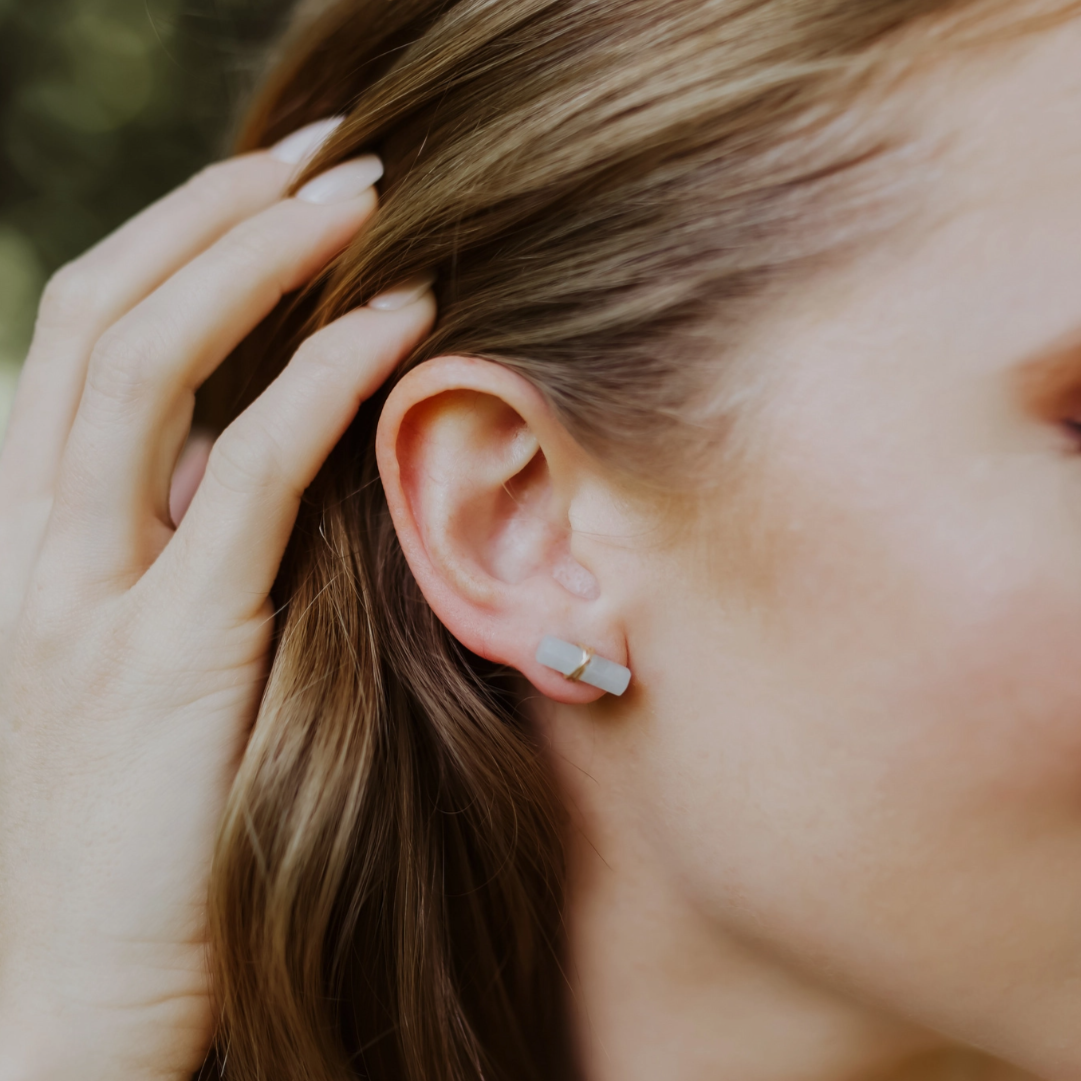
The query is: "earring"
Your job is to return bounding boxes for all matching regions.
[536,636,632,696]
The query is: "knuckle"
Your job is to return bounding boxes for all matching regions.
[20,593,72,651]
[85,324,164,405]
[222,214,283,269]
[290,334,341,377]
[208,427,280,496]
[18,573,91,655]
[37,262,99,330]
[183,158,248,207]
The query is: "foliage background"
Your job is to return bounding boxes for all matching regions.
[0,0,293,431]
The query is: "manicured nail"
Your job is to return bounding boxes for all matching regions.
[367,273,436,311]
[295,156,384,204]
[270,117,345,165]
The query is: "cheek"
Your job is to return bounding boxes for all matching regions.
[765,473,1081,807]
[691,406,1081,813]
[624,442,1081,1046]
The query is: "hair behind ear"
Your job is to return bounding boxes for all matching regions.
[205,406,574,1081]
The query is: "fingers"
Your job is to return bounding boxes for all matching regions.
[52,157,384,570]
[0,119,343,507]
[156,285,435,620]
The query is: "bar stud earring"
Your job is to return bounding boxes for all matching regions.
[536,636,632,696]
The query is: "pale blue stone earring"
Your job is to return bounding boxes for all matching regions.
[535,636,632,696]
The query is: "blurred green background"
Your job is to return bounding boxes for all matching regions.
[0,0,294,433]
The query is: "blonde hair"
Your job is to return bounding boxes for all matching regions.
[196,2,1075,1079]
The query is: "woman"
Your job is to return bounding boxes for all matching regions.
[2,0,1080,1077]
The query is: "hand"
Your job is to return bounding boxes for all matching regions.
[0,121,435,1080]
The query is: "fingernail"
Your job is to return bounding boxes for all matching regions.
[295,156,384,204]
[268,116,343,164]
[270,117,345,165]
[367,273,436,311]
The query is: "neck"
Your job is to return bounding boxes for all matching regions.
[554,754,1030,1081]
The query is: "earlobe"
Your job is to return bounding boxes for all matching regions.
[376,356,631,703]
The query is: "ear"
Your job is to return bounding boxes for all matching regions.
[376,356,629,703]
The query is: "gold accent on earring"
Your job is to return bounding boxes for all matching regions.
[535,636,632,697]
[566,645,594,683]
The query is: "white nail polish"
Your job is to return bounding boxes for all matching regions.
[269,117,345,165]
[536,636,632,697]
[367,273,436,311]
[295,156,385,204]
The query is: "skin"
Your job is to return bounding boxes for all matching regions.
[378,17,1081,1081]
[4,15,1081,1081]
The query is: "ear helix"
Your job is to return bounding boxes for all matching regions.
[536,636,631,696]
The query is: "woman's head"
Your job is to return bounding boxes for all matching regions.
[200,2,1081,1079]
